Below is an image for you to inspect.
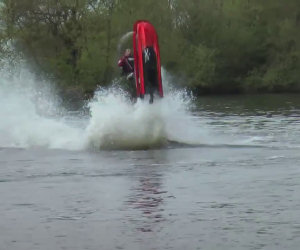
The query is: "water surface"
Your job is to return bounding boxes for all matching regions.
[1,90,300,250]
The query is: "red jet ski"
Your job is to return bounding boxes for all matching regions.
[133,20,163,103]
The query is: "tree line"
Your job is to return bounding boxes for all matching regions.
[0,0,300,95]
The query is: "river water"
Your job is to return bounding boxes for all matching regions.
[1,68,300,250]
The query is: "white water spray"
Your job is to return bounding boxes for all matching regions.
[117,31,133,56]
[0,64,207,150]
[0,66,84,150]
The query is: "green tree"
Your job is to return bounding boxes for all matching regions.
[1,0,300,94]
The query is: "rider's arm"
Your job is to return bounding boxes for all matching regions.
[118,56,125,67]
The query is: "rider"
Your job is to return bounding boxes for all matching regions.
[118,48,134,80]
[118,49,136,99]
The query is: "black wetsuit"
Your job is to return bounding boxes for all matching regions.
[142,46,158,103]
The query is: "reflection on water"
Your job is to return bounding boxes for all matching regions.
[125,151,170,232]
[127,172,167,232]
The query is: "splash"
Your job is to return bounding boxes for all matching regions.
[117,31,133,56]
[85,83,197,150]
[0,64,205,150]
[84,68,204,150]
[0,65,85,150]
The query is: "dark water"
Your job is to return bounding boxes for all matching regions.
[1,94,300,250]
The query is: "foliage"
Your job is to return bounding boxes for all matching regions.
[0,0,299,94]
